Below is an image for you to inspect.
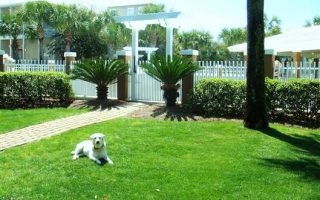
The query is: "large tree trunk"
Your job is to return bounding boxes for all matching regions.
[244,0,268,129]
[97,85,108,100]
[11,37,20,60]
[39,38,44,61]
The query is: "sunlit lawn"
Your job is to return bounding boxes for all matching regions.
[0,118,319,199]
[0,108,89,134]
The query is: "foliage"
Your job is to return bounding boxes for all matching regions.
[264,15,281,36]
[50,4,92,52]
[140,56,202,85]
[218,27,247,46]
[177,30,215,60]
[190,78,320,127]
[71,59,128,100]
[0,72,74,108]
[304,16,320,27]
[139,4,166,56]
[0,118,319,199]
[19,0,54,60]
[0,13,23,60]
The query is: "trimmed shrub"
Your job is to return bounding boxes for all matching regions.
[0,72,74,108]
[190,78,320,127]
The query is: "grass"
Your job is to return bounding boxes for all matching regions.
[0,118,319,199]
[0,107,88,134]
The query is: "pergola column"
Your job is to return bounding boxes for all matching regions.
[181,49,199,104]
[264,49,275,79]
[293,51,301,78]
[166,26,174,61]
[130,28,139,100]
[116,50,131,101]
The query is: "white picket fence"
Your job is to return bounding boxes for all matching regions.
[274,62,320,80]
[5,60,65,72]
[3,59,319,103]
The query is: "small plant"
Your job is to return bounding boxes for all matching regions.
[140,56,202,106]
[71,59,128,100]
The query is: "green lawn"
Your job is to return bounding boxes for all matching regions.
[0,108,88,134]
[0,119,319,199]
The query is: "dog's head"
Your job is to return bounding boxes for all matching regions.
[90,133,105,149]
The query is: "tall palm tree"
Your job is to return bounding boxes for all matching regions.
[51,4,90,52]
[71,59,129,100]
[0,13,23,60]
[20,1,54,60]
[140,56,202,107]
[244,0,268,129]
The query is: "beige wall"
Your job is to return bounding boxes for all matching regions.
[24,40,38,60]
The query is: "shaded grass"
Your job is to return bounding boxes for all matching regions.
[0,119,319,199]
[0,108,88,134]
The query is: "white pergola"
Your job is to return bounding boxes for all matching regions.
[114,12,181,68]
[122,46,158,60]
[228,25,320,58]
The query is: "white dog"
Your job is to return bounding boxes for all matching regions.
[71,133,113,165]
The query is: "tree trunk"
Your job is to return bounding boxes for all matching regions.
[39,38,44,61]
[244,0,269,129]
[162,84,179,107]
[97,85,108,100]
[11,37,20,60]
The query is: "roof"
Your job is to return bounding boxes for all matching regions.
[228,25,320,54]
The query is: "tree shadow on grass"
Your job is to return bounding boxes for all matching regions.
[151,105,197,122]
[259,127,320,181]
[260,128,320,156]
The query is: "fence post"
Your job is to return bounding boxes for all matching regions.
[292,51,301,78]
[264,49,275,79]
[0,50,4,72]
[116,50,131,101]
[64,52,77,74]
[180,49,199,104]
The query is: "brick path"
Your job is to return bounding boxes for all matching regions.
[0,102,144,151]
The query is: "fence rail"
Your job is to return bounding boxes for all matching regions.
[5,60,65,72]
[274,61,319,80]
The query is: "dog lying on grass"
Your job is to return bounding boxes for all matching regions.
[71,133,113,165]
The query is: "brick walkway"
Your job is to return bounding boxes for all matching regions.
[0,102,144,151]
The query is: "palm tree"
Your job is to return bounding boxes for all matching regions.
[20,1,54,60]
[51,4,90,52]
[140,56,202,107]
[71,59,129,100]
[244,0,268,129]
[0,13,23,60]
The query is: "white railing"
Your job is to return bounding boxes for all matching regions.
[5,60,65,72]
[274,61,320,80]
[71,80,117,99]
[195,61,247,84]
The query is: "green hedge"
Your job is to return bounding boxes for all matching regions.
[190,78,320,126]
[0,72,74,108]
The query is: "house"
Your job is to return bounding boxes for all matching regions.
[0,0,153,60]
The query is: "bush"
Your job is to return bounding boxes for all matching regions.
[0,72,74,108]
[190,78,320,127]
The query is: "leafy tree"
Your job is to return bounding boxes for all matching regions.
[245,0,268,129]
[20,0,54,60]
[50,4,91,52]
[177,30,215,60]
[218,27,247,46]
[305,16,320,27]
[0,13,23,60]
[140,56,202,107]
[265,15,281,36]
[71,59,129,100]
[140,4,166,55]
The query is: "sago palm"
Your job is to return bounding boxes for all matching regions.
[140,56,202,106]
[71,59,128,100]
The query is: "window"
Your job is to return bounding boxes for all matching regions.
[127,7,135,16]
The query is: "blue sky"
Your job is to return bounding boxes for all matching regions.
[157,0,320,38]
[4,0,320,38]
